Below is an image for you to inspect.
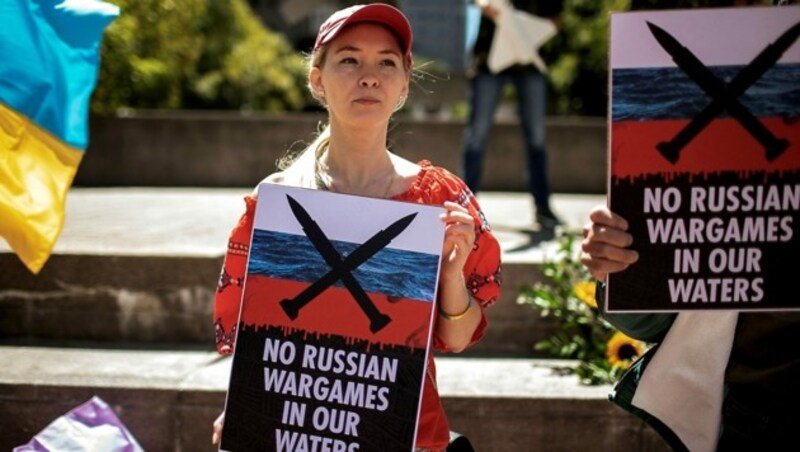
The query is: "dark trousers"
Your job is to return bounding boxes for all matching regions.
[460,71,551,209]
[716,384,799,451]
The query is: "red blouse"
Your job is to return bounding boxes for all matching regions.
[214,161,502,450]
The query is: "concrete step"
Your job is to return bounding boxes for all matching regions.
[0,189,606,356]
[0,188,670,451]
[0,345,668,452]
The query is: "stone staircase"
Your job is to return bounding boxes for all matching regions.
[0,114,669,451]
[0,188,670,451]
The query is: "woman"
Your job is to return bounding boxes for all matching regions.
[212,4,502,451]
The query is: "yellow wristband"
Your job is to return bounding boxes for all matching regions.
[438,296,473,321]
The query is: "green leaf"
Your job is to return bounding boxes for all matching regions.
[516,230,635,385]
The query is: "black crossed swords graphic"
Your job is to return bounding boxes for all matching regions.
[646,20,800,164]
[279,195,417,333]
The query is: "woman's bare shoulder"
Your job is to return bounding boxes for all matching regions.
[390,153,421,177]
[263,172,286,184]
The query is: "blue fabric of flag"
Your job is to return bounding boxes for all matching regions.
[0,0,119,150]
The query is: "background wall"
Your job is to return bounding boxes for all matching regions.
[76,112,608,194]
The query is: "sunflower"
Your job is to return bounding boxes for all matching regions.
[606,332,646,368]
[573,281,597,308]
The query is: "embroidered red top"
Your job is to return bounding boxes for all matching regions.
[214,161,502,450]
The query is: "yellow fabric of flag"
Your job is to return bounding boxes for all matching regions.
[0,103,84,273]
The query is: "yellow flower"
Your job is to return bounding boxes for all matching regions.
[606,332,646,368]
[573,281,597,308]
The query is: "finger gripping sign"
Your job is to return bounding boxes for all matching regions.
[607,6,800,312]
[220,183,445,451]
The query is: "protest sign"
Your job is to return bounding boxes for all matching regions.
[220,183,445,451]
[607,6,800,312]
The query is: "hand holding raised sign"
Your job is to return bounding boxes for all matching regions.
[580,205,639,281]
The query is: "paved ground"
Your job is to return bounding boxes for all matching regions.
[0,345,611,398]
[0,188,606,263]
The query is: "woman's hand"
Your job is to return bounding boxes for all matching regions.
[475,0,499,20]
[440,201,476,278]
[435,201,480,352]
[212,411,225,445]
[581,205,639,281]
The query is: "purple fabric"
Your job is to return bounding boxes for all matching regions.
[14,396,144,452]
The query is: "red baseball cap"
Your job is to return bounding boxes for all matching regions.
[313,3,413,65]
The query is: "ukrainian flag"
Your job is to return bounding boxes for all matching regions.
[0,0,119,274]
